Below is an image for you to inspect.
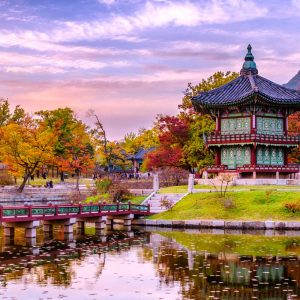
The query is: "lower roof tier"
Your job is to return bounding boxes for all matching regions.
[207,133,299,147]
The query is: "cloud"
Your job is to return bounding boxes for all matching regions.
[0,0,268,53]
[292,0,300,9]
[97,0,116,5]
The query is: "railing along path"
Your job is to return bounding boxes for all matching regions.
[0,202,150,223]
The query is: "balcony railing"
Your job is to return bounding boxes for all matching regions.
[207,165,228,172]
[207,133,299,146]
[206,164,299,173]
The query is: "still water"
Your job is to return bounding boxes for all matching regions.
[1,226,300,299]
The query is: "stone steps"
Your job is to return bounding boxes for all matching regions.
[145,193,186,213]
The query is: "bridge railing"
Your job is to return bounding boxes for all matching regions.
[0,202,150,221]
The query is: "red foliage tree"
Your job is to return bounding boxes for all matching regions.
[145,115,191,170]
[288,112,300,163]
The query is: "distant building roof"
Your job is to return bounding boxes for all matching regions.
[127,147,155,161]
[192,45,300,112]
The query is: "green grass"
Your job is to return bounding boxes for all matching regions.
[129,195,147,204]
[85,194,146,204]
[85,193,110,203]
[151,190,300,221]
[159,230,300,256]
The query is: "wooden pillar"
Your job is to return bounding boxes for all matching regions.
[251,146,256,165]
[283,116,288,136]
[215,149,221,165]
[251,114,256,134]
[284,150,288,166]
[216,117,221,134]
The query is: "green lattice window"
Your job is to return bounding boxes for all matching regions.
[221,146,251,169]
[256,146,284,165]
[256,117,283,135]
[221,117,250,135]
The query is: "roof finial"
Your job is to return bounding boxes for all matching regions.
[240,44,258,76]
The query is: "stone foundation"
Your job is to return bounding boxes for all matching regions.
[133,219,300,230]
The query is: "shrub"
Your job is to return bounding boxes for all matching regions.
[158,167,189,187]
[0,173,14,185]
[95,178,112,194]
[223,198,235,209]
[285,202,300,214]
[160,196,174,211]
[109,184,132,203]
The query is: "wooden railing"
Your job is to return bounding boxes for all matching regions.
[207,165,228,172]
[236,164,300,173]
[0,202,150,222]
[207,133,299,145]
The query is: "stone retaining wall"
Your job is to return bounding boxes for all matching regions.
[132,219,300,230]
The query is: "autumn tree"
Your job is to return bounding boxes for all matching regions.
[58,121,94,190]
[288,111,300,163]
[38,108,95,188]
[145,115,190,170]
[0,116,56,192]
[37,108,79,181]
[145,71,239,173]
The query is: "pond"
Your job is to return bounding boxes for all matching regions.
[0,226,300,299]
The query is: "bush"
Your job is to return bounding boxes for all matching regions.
[95,178,112,193]
[223,198,235,209]
[160,196,174,211]
[0,173,14,185]
[109,183,132,203]
[158,167,189,187]
[285,202,300,214]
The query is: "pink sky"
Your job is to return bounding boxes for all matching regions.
[1,0,300,139]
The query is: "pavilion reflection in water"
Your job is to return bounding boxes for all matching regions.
[147,233,300,299]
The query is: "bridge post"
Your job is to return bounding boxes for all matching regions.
[64,218,76,234]
[106,217,114,230]
[43,222,53,234]
[25,221,40,239]
[123,214,134,231]
[3,224,14,238]
[76,221,85,235]
[95,216,107,232]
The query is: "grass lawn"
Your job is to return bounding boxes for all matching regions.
[159,230,300,256]
[150,190,300,221]
[85,194,146,204]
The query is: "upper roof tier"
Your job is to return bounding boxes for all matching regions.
[192,45,300,111]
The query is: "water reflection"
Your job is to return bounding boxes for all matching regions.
[0,227,300,299]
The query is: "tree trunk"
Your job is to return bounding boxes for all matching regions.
[60,171,64,182]
[17,173,30,193]
[76,170,80,191]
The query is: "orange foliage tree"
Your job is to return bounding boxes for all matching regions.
[288,111,300,163]
[57,121,94,190]
[0,116,56,192]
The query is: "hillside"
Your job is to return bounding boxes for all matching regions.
[283,71,300,90]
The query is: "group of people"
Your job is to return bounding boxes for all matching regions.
[44,180,53,188]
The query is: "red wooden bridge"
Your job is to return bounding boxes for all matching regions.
[0,202,150,223]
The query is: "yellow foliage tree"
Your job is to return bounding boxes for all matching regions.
[0,116,57,192]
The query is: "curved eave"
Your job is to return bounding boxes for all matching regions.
[192,92,300,113]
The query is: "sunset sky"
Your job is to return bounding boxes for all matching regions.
[1,0,300,139]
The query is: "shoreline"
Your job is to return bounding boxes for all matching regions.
[133,218,300,230]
